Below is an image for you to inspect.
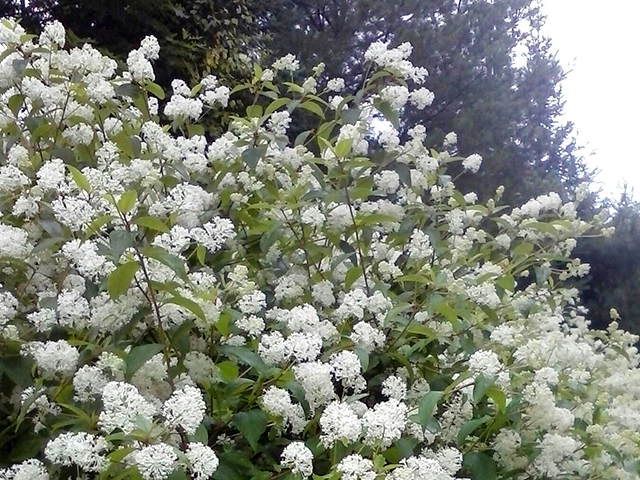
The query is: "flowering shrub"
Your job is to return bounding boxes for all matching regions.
[0,17,638,480]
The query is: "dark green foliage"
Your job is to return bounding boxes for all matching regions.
[576,186,640,333]
[3,0,274,87]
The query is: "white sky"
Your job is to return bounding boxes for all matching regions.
[542,0,640,200]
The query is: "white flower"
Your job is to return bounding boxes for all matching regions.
[23,341,79,379]
[319,401,362,447]
[494,233,511,250]
[73,365,110,402]
[133,443,177,480]
[386,456,453,480]
[302,77,317,94]
[382,375,407,400]
[185,443,219,480]
[202,86,230,108]
[258,331,288,366]
[162,385,205,435]
[286,332,323,362]
[184,351,221,385]
[0,459,49,480]
[337,454,376,480]
[0,223,32,259]
[327,78,346,92]
[39,20,65,48]
[281,442,314,478]
[444,132,458,147]
[469,349,502,378]
[236,315,265,337]
[462,153,483,173]
[407,229,433,261]
[409,88,434,109]
[273,54,300,72]
[99,382,156,434]
[237,290,267,314]
[190,218,236,253]
[261,386,307,434]
[380,85,409,110]
[374,170,400,194]
[362,399,407,448]
[330,351,366,392]
[301,205,326,227]
[164,95,203,120]
[0,165,29,193]
[350,322,386,353]
[268,110,292,136]
[140,36,160,60]
[45,432,109,472]
[293,361,335,409]
[62,239,113,280]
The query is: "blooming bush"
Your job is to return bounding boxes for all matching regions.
[0,17,638,480]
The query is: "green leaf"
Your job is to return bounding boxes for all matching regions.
[534,265,551,286]
[144,81,165,100]
[117,190,137,214]
[135,216,170,233]
[110,230,135,261]
[187,124,205,137]
[189,424,208,444]
[462,452,497,480]
[8,435,44,462]
[8,93,24,116]
[354,348,369,371]
[456,416,492,446]
[375,100,399,128]
[300,100,325,119]
[295,130,312,146]
[418,391,443,427]
[166,295,206,321]
[141,246,189,282]
[512,242,534,257]
[66,165,91,192]
[486,387,507,414]
[472,374,494,404]
[232,409,267,451]
[246,105,263,118]
[52,147,75,163]
[115,83,142,97]
[166,471,188,480]
[526,221,558,236]
[108,261,139,299]
[496,274,515,292]
[265,98,290,116]
[341,107,361,125]
[84,214,113,238]
[344,266,363,290]
[196,245,206,265]
[242,145,268,169]
[218,345,269,375]
[435,302,460,332]
[0,355,33,387]
[334,138,352,157]
[126,343,165,380]
[395,274,430,284]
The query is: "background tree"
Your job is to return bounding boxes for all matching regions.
[2,0,277,87]
[267,0,592,204]
[575,186,640,333]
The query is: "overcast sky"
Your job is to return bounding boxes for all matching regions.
[542,1,640,200]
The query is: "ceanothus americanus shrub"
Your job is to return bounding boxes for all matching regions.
[0,17,638,480]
